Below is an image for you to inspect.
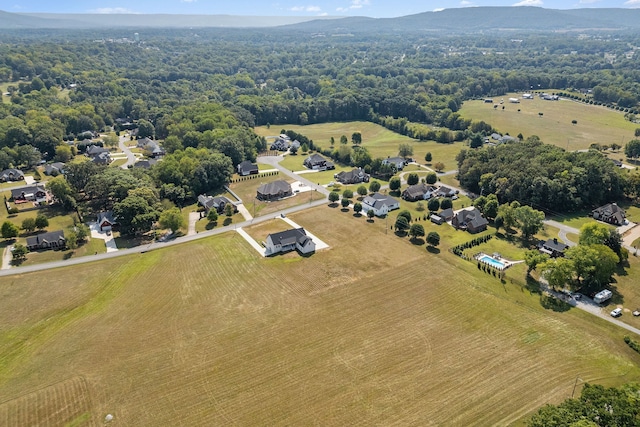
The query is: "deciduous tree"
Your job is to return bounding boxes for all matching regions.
[21,217,36,233]
[389,176,401,192]
[426,231,440,247]
[159,207,186,233]
[428,198,440,212]
[34,214,48,230]
[1,221,19,239]
[409,223,425,240]
[328,191,340,204]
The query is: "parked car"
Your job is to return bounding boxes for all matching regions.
[633,309,640,317]
[610,308,623,318]
[572,293,582,300]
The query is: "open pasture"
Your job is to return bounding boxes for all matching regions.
[460,94,638,151]
[255,122,465,171]
[1,206,639,425]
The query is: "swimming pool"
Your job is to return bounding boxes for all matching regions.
[478,254,506,269]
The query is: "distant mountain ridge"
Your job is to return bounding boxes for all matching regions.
[288,7,640,33]
[0,11,340,29]
[1,7,640,31]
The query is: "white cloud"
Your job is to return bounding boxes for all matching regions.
[460,0,473,5]
[578,0,599,3]
[91,7,138,14]
[290,5,322,12]
[512,0,543,5]
[181,0,197,3]
[433,7,445,11]
[336,0,371,12]
[624,0,640,6]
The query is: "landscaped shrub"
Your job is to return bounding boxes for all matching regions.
[624,336,640,354]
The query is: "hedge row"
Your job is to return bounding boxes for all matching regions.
[451,234,493,257]
[230,171,279,183]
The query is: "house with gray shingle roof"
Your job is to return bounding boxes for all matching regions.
[361,192,400,217]
[11,184,47,202]
[257,180,292,201]
[198,195,237,214]
[538,238,569,257]
[303,153,334,171]
[402,183,437,201]
[451,207,488,233]
[335,168,369,185]
[265,228,315,256]
[26,230,66,251]
[0,168,24,182]
[592,203,626,226]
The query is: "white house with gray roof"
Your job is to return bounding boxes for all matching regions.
[264,228,316,256]
[361,192,400,217]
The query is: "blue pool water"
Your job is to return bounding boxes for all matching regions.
[478,255,506,269]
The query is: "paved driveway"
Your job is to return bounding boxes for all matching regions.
[89,222,118,252]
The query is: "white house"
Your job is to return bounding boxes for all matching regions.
[361,192,400,217]
[382,156,406,170]
[265,228,316,256]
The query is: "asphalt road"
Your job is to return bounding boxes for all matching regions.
[118,134,137,169]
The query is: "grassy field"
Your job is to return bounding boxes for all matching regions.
[255,122,466,172]
[460,94,638,151]
[1,206,639,426]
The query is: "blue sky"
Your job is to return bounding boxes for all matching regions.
[5,0,640,17]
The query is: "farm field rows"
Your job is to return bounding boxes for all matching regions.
[1,206,639,425]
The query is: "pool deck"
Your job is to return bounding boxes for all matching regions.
[475,252,524,270]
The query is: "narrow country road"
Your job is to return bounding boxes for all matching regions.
[0,197,328,278]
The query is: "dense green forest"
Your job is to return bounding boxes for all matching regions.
[1,28,640,217]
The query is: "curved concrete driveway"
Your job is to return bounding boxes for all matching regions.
[543,220,578,246]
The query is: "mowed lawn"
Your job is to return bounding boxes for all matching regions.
[1,206,640,426]
[255,121,465,172]
[460,94,638,151]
